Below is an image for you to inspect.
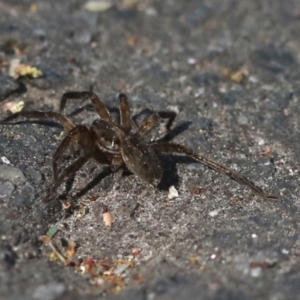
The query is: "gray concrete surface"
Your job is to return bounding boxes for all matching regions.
[0,0,300,299]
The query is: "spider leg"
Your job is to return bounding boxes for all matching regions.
[0,111,75,132]
[151,142,277,199]
[137,111,177,136]
[44,153,92,203]
[118,93,132,132]
[52,125,93,182]
[60,91,113,122]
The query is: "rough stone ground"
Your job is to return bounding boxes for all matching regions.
[0,0,300,299]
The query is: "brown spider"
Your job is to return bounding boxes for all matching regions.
[0,91,276,202]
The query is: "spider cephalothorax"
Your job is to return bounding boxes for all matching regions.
[1,91,276,201]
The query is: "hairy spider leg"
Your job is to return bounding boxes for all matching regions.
[137,111,177,136]
[151,142,277,199]
[52,125,94,182]
[47,130,124,203]
[0,111,75,132]
[60,91,113,122]
[118,93,140,131]
[53,124,117,179]
[49,122,126,203]
[43,153,93,203]
[118,93,132,132]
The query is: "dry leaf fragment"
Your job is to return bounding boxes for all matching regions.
[259,146,271,157]
[61,200,72,210]
[84,0,112,12]
[2,101,24,114]
[103,212,114,226]
[122,0,139,9]
[9,59,42,79]
[133,274,144,283]
[132,248,141,257]
[40,235,70,265]
[77,204,89,218]
[223,68,247,83]
[80,257,96,274]
[127,36,138,47]
[191,187,203,195]
[30,3,38,13]
[66,240,76,258]
[189,256,198,264]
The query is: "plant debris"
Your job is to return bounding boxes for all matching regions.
[9,59,42,79]
[46,226,58,239]
[223,68,248,83]
[103,211,115,227]
[84,0,112,12]
[41,230,139,294]
[2,101,24,114]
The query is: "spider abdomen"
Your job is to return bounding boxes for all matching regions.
[121,137,162,186]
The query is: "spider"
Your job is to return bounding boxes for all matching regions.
[0,91,276,202]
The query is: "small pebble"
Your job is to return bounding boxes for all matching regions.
[1,156,11,164]
[250,267,262,277]
[26,166,42,184]
[145,7,157,16]
[33,283,66,300]
[148,293,156,300]
[187,57,196,65]
[168,185,179,199]
[281,249,289,255]
[210,253,217,259]
[74,31,92,44]
[0,182,15,199]
[14,183,35,207]
[237,114,248,125]
[209,209,220,217]
[0,165,26,184]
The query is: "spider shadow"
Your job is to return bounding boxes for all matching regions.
[157,154,202,191]
[156,121,192,143]
[3,120,64,129]
[61,154,199,201]
[67,166,114,201]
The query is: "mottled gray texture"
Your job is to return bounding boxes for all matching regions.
[0,73,20,100]
[0,164,26,183]
[0,0,299,300]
